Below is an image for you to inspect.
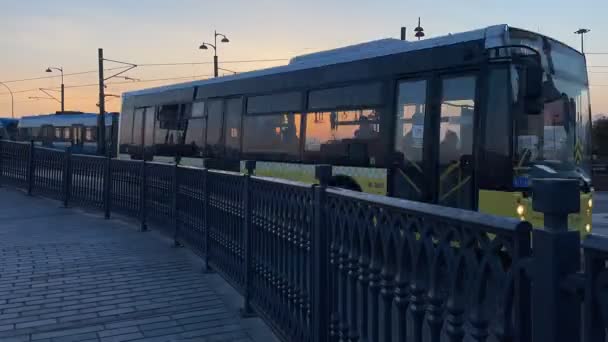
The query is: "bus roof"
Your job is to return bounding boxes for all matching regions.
[123,24,510,98]
[0,118,17,128]
[18,113,114,128]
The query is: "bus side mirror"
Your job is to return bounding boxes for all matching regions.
[524,64,543,115]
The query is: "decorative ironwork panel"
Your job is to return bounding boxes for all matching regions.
[32,147,64,201]
[249,177,314,342]
[176,166,206,256]
[145,162,173,232]
[324,189,532,342]
[110,159,141,217]
[0,141,29,189]
[207,170,246,290]
[583,235,608,342]
[70,154,105,209]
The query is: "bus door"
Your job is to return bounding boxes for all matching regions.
[40,124,54,147]
[142,107,155,160]
[434,74,478,210]
[72,125,84,146]
[131,107,155,160]
[392,79,432,203]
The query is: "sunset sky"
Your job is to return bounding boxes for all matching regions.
[1,0,607,118]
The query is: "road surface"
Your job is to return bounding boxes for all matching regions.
[593,191,608,236]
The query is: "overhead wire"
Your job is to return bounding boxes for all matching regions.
[0,57,289,96]
[0,73,216,96]
[137,58,289,67]
[0,74,215,97]
[0,67,128,84]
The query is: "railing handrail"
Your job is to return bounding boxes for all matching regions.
[111,158,141,166]
[1,139,30,145]
[582,233,608,253]
[326,186,531,234]
[145,160,175,167]
[176,164,204,171]
[208,168,243,177]
[70,152,106,159]
[34,145,67,153]
[251,174,314,190]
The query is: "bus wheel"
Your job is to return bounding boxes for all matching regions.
[329,175,362,192]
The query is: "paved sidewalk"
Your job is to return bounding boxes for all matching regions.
[0,188,277,342]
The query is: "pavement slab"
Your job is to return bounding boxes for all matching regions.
[0,188,278,342]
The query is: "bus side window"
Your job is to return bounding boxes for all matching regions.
[394,80,427,163]
[63,127,71,141]
[85,127,94,142]
[206,99,224,157]
[479,68,511,190]
[304,108,381,165]
[119,109,134,146]
[157,105,179,145]
[143,107,155,148]
[243,113,301,158]
[224,98,242,157]
[184,101,206,156]
[73,125,84,145]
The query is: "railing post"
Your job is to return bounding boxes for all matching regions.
[172,162,182,247]
[241,160,256,317]
[63,146,72,207]
[27,140,34,195]
[582,236,606,342]
[312,164,332,342]
[103,149,111,218]
[139,159,147,232]
[531,178,581,342]
[514,221,533,342]
[202,158,212,272]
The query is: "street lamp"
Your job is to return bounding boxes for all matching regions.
[199,30,230,78]
[0,81,14,118]
[45,66,64,112]
[414,17,425,41]
[574,28,590,54]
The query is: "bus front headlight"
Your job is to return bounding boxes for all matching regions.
[517,204,525,217]
[588,198,593,209]
[586,223,591,233]
[516,204,525,216]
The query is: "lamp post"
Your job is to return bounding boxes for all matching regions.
[199,30,230,78]
[0,81,14,118]
[45,67,64,112]
[574,28,590,54]
[414,17,425,41]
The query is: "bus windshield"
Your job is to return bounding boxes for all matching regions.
[511,29,592,183]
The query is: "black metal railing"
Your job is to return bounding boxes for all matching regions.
[110,158,140,218]
[70,154,106,209]
[176,165,206,256]
[0,140,29,190]
[249,176,314,341]
[145,162,173,232]
[32,147,65,201]
[1,139,607,342]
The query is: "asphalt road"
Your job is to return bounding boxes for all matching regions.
[592,191,608,236]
